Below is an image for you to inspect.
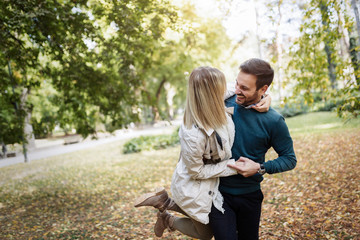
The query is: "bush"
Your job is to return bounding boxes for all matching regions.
[123,127,180,154]
[31,116,57,139]
[279,91,354,118]
[312,100,338,112]
[277,92,340,118]
[274,102,309,118]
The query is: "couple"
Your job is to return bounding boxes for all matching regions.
[134,58,297,239]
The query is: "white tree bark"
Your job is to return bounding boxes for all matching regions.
[275,0,284,101]
[165,82,176,120]
[21,88,36,152]
[253,0,263,58]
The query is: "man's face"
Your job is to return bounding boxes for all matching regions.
[234,71,263,106]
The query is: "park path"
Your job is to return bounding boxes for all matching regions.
[0,120,181,168]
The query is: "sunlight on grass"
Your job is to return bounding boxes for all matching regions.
[286,112,360,134]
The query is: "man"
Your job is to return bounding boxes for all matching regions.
[209,58,297,240]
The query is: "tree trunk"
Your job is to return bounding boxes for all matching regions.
[164,82,176,120]
[253,0,263,58]
[320,2,337,89]
[338,1,359,84]
[275,0,283,101]
[21,88,36,151]
[152,77,167,123]
[336,3,351,57]
[350,37,360,84]
[1,142,7,159]
[351,0,360,61]
[8,61,29,162]
[141,88,155,124]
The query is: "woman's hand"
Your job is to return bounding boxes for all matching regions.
[227,160,244,174]
[252,94,271,112]
[227,157,260,177]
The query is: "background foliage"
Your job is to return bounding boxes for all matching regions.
[123,127,180,154]
[282,0,359,118]
[0,0,359,156]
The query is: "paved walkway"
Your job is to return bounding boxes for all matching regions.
[0,120,180,168]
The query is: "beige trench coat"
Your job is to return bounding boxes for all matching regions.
[170,113,237,224]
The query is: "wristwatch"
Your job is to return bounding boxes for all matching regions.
[258,163,266,175]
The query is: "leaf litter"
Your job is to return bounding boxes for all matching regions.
[0,130,359,239]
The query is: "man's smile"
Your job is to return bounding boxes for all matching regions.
[236,95,245,101]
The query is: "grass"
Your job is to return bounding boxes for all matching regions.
[0,112,359,239]
[285,111,360,134]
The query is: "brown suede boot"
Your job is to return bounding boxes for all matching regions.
[134,187,175,212]
[154,210,176,237]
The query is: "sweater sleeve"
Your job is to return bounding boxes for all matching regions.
[263,116,297,174]
[180,129,238,180]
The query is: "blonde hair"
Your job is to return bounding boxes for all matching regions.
[183,66,227,130]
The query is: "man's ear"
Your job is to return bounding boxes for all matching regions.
[259,85,268,96]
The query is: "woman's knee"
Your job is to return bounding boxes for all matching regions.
[195,223,213,240]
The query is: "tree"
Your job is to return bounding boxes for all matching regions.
[266,0,285,101]
[319,1,337,89]
[350,0,360,61]
[0,0,178,156]
[0,60,27,158]
[29,80,59,138]
[0,0,99,160]
[285,0,359,118]
[139,2,233,123]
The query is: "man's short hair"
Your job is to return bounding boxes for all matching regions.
[239,58,274,90]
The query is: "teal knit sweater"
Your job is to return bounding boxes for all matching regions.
[219,95,297,195]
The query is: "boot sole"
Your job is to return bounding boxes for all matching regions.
[134,186,166,208]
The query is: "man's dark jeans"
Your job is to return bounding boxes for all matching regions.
[209,189,264,240]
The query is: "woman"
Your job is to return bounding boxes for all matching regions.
[134,66,270,239]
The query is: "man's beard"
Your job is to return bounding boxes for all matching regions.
[236,91,260,106]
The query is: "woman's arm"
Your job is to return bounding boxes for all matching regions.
[251,94,271,112]
[180,129,237,180]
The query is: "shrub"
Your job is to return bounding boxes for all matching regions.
[274,102,309,118]
[31,116,57,139]
[123,127,180,154]
[312,99,338,112]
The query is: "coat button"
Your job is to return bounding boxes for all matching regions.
[208,191,212,195]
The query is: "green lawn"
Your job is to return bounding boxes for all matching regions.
[285,111,360,134]
[0,112,359,239]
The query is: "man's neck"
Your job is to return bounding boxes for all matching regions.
[242,97,262,108]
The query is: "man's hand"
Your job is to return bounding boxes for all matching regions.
[252,94,271,112]
[227,157,260,177]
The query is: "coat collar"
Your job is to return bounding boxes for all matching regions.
[194,124,214,136]
[225,107,234,115]
[203,128,214,136]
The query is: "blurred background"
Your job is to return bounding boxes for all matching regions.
[1,0,359,157]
